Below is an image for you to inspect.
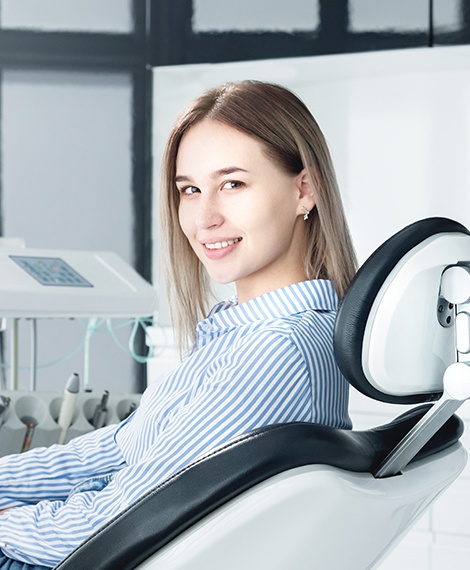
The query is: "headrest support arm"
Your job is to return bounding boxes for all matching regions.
[375,262,470,477]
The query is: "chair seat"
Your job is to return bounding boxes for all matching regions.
[56,406,463,570]
[137,444,466,570]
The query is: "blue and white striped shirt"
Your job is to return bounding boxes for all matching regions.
[0,279,351,567]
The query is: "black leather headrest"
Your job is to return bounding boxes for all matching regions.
[334,217,470,404]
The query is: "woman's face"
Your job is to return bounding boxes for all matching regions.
[175,119,314,303]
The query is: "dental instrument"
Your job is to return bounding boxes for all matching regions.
[20,416,37,453]
[58,373,80,445]
[0,395,10,427]
[92,390,109,429]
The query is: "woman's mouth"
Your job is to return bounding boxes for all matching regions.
[204,238,242,250]
[202,237,242,259]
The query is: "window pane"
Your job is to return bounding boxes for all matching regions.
[1,70,137,393]
[434,0,462,33]
[0,0,133,33]
[193,0,319,32]
[349,0,428,33]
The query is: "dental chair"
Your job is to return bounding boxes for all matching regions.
[56,217,470,570]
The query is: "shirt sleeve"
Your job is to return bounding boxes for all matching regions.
[0,329,312,566]
[0,422,125,512]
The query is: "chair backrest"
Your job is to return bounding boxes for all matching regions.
[335,216,470,477]
[335,216,470,403]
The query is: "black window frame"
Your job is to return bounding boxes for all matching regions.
[0,0,152,391]
[0,0,152,282]
[148,0,470,67]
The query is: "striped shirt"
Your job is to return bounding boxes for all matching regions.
[0,279,351,567]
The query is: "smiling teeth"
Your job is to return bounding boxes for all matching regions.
[205,238,241,250]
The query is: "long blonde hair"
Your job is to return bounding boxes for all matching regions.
[160,80,357,351]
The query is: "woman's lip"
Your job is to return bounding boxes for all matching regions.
[202,238,242,259]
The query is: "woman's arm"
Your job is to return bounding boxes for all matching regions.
[0,423,125,509]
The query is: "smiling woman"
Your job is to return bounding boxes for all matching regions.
[160,80,357,351]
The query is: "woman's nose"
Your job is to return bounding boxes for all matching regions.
[195,195,224,229]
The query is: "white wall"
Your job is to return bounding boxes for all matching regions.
[151,45,470,568]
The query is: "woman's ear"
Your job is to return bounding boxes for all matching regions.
[296,168,316,215]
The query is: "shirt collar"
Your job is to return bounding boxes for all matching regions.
[196,280,339,336]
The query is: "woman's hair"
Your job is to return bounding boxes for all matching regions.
[160,80,357,351]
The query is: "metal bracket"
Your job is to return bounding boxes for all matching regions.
[374,362,470,478]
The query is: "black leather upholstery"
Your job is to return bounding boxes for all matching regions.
[334,217,470,404]
[55,406,462,570]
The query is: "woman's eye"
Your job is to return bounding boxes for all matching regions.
[179,186,199,196]
[222,180,243,190]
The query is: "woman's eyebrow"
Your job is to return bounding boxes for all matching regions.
[211,166,248,178]
[175,167,248,184]
[175,175,190,183]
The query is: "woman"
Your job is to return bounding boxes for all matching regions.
[0,80,357,569]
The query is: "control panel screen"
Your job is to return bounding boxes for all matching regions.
[10,256,93,287]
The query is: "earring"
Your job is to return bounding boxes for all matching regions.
[301,206,310,221]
